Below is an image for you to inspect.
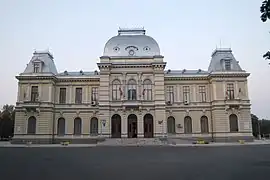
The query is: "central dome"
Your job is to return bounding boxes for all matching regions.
[103,28,160,57]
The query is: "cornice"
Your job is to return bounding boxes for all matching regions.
[16,75,57,81]
[165,76,209,81]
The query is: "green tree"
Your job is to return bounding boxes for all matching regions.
[251,113,260,137]
[0,104,15,140]
[260,0,270,63]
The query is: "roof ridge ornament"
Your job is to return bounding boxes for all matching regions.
[118,27,145,35]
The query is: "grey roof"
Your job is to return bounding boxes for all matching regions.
[57,70,99,77]
[164,69,209,77]
[22,51,58,75]
[208,48,243,72]
[103,28,160,57]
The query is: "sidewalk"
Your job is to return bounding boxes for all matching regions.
[171,140,270,147]
[1,140,270,147]
[0,142,96,148]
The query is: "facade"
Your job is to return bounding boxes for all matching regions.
[13,28,253,144]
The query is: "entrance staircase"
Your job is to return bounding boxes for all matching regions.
[97,138,168,146]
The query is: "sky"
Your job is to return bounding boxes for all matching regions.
[0,0,269,119]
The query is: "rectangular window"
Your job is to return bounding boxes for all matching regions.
[183,86,190,102]
[199,86,206,102]
[143,84,152,101]
[33,63,40,73]
[112,84,121,100]
[227,83,234,100]
[31,86,39,102]
[166,86,174,103]
[128,89,137,100]
[59,88,66,104]
[75,88,82,104]
[224,60,231,70]
[91,87,98,102]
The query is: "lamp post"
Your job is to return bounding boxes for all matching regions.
[158,120,164,138]
[100,119,106,138]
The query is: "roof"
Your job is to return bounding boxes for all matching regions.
[103,28,160,57]
[21,51,58,75]
[164,69,209,77]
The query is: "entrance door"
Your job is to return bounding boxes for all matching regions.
[128,114,137,138]
[144,114,154,138]
[111,114,121,138]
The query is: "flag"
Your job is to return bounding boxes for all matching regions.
[119,87,123,96]
[142,89,146,95]
[225,91,229,99]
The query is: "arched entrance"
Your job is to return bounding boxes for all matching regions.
[128,114,137,138]
[27,116,36,135]
[200,116,209,134]
[57,117,65,136]
[111,114,121,138]
[184,116,192,134]
[90,117,98,136]
[167,116,176,134]
[229,114,239,132]
[144,114,154,138]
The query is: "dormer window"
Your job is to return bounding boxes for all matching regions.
[224,59,231,71]
[33,63,40,73]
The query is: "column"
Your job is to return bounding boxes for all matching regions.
[27,84,30,101]
[17,83,21,102]
[38,84,42,101]
[177,84,180,102]
[192,84,196,102]
[235,81,239,99]
[138,113,144,137]
[69,85,72,103]
[138,72,142,100]
[48,85,52,102]
[86,86,89,103]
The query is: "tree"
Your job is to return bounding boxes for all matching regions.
[251,113,260,137]
[260,0,270,63]
[0,104,15,140]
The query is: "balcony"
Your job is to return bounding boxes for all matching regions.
[122,100,142,108]
[20,100,41,112]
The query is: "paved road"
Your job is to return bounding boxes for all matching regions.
[0,145,270,180]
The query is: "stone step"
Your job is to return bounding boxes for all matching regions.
[97,138,166,146]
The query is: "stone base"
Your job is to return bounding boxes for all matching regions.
[11,138,105,144]
[166,136,254,144]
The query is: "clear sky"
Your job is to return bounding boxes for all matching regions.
[0,0,269,119]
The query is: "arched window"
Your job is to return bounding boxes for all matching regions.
[143,79,152,100]
[27,116,36,135]
[127,79,137,100]
[229,114,239,132]
[90,117,98,135]
[112,79,121,100]
[57,118,65,136]
[167,116,176,134]
[74,117,82,135]
[111,114,121,138]
[200,116,209,134]
[184,116,192,134]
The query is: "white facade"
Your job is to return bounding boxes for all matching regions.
[13,28,253,144]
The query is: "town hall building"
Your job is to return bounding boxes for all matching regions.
[13,28,253,144]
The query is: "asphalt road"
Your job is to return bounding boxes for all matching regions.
[0,145,270,180]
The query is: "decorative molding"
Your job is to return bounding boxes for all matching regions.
[169,109,173,115]
[185,109,189,116]
[59,111,63,117]
[76,111,80,117]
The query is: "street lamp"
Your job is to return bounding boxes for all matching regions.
[158,120,164,138]
[100,119,106,137]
